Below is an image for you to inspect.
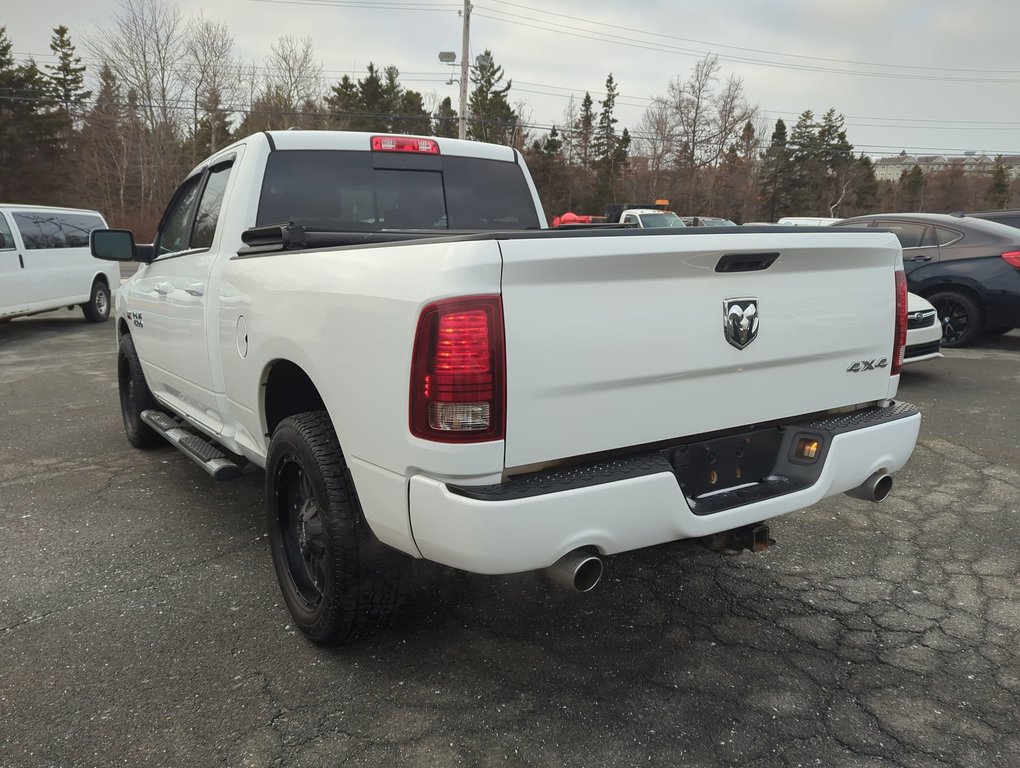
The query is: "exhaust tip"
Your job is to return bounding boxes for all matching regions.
[546,549,603,592]
[846,471,893,503]
[872,474,893,502]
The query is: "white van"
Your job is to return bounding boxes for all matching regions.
[0,204,119,323]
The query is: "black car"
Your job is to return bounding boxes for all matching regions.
[832,213,1020,347]
[966,209,1020,230]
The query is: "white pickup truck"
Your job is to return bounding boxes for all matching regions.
[91,130,920,645]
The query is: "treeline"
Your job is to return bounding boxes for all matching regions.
[1,1,1017,236]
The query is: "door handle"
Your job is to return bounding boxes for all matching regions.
[184,282,205,297]
[18,254,24,269]
[154,281,174,295]
[908,254,932,262]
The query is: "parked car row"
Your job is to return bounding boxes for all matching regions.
[832,212,1020,348]
[4,198,1018,358]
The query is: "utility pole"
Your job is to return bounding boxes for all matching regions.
[458,0,471,140]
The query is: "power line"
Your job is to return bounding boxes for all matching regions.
[469,8,1020,84]
[484,0,1020,75]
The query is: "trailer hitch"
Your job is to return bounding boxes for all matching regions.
[701,523,773,553]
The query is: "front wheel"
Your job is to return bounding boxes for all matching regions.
[81,280,111,322]
[118,334,163,448]
[929,290,982,348]
[266,412,403,645]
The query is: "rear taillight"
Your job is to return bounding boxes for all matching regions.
[410,296,505,442]
[371,135,440,154]
[1001,251,1020,268]
[892,270,907,375]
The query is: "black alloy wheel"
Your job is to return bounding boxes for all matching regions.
[929,290,982,348]
[274,458,332,614]
[265,412,404,645]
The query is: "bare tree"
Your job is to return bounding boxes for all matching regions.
[184,14,237,156]
[634,99,679,199]
[665,54,719,170]
[86,0,190,218]
[87,0,188,133]
[264,35,322,125]
[647,54,757,213]
[559,96,579,165]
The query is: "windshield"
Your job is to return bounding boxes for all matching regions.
[638,212,686,228]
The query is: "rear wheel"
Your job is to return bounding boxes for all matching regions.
[266,411,403,645]
[929,290,982,348]
[82,280,111,322]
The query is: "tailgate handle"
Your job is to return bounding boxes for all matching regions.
[715,252,779,273]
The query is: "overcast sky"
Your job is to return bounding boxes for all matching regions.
[5,0,1020,159]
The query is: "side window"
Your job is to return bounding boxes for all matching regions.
[933,227,961,246]
[13,213,64,249]
[623,214,637,225]
[0,213,14,250]
[56,214,105,247]
[877,221,930,249]
[155,175,203,256]
[190,161,234,250]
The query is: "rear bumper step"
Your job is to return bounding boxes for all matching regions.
[450,402,920,515]
[140,410,246,480]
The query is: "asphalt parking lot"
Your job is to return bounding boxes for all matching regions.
[1,312,1018,768]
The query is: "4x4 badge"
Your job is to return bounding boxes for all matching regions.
[723,298,759,350]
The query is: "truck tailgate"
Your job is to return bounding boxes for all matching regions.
[498,230,902,469]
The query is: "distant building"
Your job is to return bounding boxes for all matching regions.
[873,153,1020,182]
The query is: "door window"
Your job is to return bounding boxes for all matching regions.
[190,161,234,249]
[875,221,933,249]
[155,176,203,256]
[0,214,14,250]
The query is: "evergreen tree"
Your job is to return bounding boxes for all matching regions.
[523,125,570,219]
[759,118,793,220]
[45,26,90,120]
[592,74,619,162]
[396,89,432,135]
[573,92,595,170]
[434,96,458,138]
[987,158,1009,209]
[900,165,925,211]
[467,51,516,145]
[0,28,62,202]
[354,63,386,131]
[324,75,359,129]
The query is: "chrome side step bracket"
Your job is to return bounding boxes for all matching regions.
[140,410,246,480]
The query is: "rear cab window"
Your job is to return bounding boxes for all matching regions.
[256,150,540,231]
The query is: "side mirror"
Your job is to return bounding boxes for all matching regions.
[91,229,153,263]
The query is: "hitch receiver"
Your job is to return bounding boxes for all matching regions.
[702,523,772,553]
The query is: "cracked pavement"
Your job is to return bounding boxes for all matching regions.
[1,313,1018,768]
